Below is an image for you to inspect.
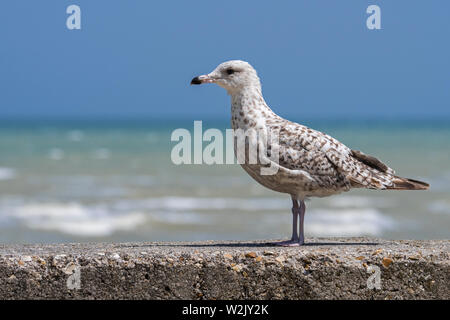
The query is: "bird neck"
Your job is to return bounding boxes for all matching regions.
[230,86,279,131]
[230,86,272,116]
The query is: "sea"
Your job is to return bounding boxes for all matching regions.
[0,118,449,243]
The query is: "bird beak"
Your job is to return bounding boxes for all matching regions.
[191,74,215,85]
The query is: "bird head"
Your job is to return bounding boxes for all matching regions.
[191,60,261,94]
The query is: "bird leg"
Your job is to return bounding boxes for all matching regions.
[298,200,306,245]
[290,199,299,241]
[273,197,304,247]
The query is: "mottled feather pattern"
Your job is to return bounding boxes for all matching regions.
[214,61,429,199]
[231,89,428,198]
[193,60,428,246]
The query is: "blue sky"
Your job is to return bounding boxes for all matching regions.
[0,1,449,119]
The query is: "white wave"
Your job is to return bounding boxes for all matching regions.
[1,195,396,238]
[148,211,213,225]
[114,197,287,212]
[327,195,393,208]
[11,202,146,237]
[13,203,89,219]
[0,167,16,180]
[307,208,395,237]
[116,196,393,212]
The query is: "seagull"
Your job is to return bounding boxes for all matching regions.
[191,60,429,246]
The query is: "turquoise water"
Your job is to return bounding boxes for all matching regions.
[0,118,449,243]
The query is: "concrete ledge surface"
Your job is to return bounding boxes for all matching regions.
[0,237,448,299]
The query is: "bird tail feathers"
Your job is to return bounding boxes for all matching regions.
[387,176,429,190]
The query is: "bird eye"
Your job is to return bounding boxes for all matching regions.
[226,68,235,75]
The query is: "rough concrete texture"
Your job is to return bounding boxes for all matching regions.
[0,237,448,300]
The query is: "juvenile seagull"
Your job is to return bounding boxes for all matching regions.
[191,60,429,246]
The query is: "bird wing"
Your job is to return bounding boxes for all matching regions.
[270,121,396,189]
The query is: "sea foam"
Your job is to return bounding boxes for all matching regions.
[0,167,16,180]
[307,208,395,237]
[11,202,146,237]
[1,195,396,238]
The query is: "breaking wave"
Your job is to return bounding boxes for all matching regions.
[0,167,16,181]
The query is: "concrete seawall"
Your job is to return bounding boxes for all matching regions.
[0,237,448,299]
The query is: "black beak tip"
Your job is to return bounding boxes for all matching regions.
[191,77,202,85]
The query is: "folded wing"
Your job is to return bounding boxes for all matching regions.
[271,121,428,190]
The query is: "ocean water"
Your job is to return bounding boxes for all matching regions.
[0,118,449,243]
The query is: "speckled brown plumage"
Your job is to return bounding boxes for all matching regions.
[222,62,429,199]
[191,60,429,245]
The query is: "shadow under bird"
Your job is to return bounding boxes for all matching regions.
[191,60,429,246]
